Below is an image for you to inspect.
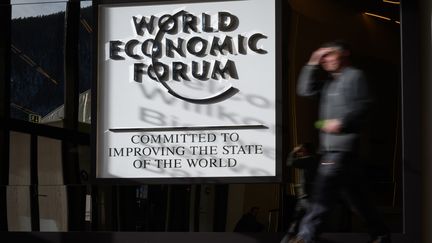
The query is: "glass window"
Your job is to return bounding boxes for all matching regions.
[10,0,67,125]
[2,0,403,235]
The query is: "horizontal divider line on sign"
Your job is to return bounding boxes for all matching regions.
[108,125,268,133]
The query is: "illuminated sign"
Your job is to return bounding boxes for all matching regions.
[96,0,279,180]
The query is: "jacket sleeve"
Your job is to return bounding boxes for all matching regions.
[340,70,371,132]
[286,150,316,169]
[297,65,323,97]
[286,151,295,167]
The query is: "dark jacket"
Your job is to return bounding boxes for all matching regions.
[297,65,370,152]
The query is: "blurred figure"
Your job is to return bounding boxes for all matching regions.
[281,143,318,242]
[287,41,391,243]
[234,206,265,232]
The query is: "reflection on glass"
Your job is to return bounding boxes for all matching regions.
[10,2,66,125]
[11,0,67,19]
[0,184,287,232]
[29,1,93,125]
[2,0,403,236]
[38,186,68,231]
[6,186,31,232]
[78,1,92,124]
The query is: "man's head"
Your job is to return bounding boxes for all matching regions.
[320,40,351,73]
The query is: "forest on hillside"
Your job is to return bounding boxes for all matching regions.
[10,6,92,120]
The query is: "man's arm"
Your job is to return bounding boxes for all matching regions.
[297,65,322,97]
[297,48,332,97]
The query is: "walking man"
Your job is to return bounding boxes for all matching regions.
[290,41,391,243]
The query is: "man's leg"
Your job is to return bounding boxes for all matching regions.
[340,154,390,242]
[280,196,310,242]
[296,152,346,242]
[287,198,309,235]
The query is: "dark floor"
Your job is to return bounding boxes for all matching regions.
[0,232,412,243]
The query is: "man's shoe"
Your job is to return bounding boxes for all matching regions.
[288,237,307,243]
[280,233,295,243]
[369,234,392,243]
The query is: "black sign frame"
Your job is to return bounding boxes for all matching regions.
[91,0,286,184]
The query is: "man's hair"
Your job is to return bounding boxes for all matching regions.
[321,40,351,53]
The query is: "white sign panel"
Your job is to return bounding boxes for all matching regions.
[97,0,277,179]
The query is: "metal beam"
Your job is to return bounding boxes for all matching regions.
[0,0,11,230]
[63,0,81,186]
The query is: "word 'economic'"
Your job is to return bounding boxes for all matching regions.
[108,11,268,82]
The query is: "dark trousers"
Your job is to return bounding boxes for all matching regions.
[287,197,310,235]
[297,152,388,242]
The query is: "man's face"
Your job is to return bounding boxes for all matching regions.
[320,48,345,73]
